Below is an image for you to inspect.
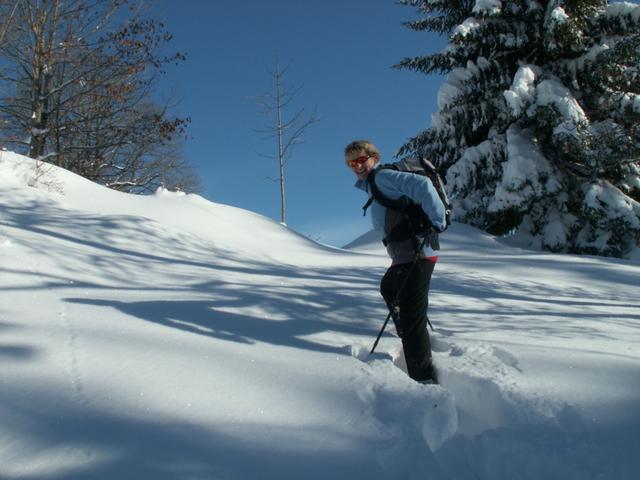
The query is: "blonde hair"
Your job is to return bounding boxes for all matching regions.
[344,140,381,160]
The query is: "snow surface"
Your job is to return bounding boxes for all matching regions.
[1,151,639,479]
[536,78,588,127]
[503,65,537,117]
[453,17,482,38]
[607,1,640,20]
[550,6,570,23]
[472,0,502,15]
[489,125,559,214]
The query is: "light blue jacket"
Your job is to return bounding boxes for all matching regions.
[356,164,446,264]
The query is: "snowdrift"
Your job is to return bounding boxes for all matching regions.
[1,151,639,480]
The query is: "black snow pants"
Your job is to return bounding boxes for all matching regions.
[380,259,435,381]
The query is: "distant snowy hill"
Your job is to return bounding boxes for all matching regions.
[342,228,381,250]
[1,151,639,480]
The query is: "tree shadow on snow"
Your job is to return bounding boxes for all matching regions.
[0,380,436,480]
[428,267,640,345]
[66,297,374,356]
[0,321,41,362]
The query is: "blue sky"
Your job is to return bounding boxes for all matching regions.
[153,0,446,247]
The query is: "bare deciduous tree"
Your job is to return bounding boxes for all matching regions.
[254,62,321,224]
[0,0,198,193]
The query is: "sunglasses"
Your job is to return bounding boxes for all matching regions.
[347,155,370,168]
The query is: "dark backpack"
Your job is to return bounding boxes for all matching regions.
[363,157,452,250]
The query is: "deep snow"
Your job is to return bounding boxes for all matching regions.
[1,151,639,480]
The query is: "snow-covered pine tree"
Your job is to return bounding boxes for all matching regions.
[397,0,640,257]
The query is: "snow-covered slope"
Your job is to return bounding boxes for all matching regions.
[1,152,639,480]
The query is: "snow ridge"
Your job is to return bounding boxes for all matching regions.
[1,153,639,479]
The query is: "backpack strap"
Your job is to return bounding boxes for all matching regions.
[362,166,411,214]
[361,195,373,216]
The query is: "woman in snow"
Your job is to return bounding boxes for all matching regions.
[344,140,446,383]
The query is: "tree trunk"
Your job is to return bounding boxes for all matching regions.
[276,69,286,225]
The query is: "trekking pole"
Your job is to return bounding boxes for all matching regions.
[369,304,398,356]
[369,235,430,356]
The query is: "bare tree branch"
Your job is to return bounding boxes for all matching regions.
[0,0,198,194]
[252,60,321,224]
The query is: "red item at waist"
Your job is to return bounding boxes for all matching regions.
[423,256,438,263]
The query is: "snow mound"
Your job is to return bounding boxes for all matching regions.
[2,151,639,479]
[342,229,383,250]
